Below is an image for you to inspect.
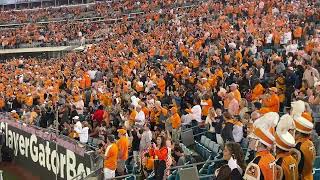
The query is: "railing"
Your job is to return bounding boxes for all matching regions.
[167,159,224,171]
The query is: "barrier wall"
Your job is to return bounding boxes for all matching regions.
[0,114,101,180]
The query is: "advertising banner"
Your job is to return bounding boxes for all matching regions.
[0,116,94,180]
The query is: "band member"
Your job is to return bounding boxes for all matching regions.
[293,115,316,180]
[244,112,279,180]
[290,100,315,180]
[274,114,298,180]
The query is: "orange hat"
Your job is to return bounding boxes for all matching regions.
[301,112,312,123]
[294,116,313,134]
[252,127,275,148]
[275,114,295,151]
[251,112,279,148]
[117,129,127,135]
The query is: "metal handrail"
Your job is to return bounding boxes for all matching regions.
[167,159,224,171]
[70,172,85,180]
[82,168,103,180]
[105,173,135,180]
[199,174,215,178]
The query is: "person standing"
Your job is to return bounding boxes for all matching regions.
[169,106,181,143]
[303,61,319,88]
[103,135,118,180]
[131,128,141,170]
[244,112,279,180]
[116,129,129,176]
[274,114,298,180]
[149,135,168,180]
[293,115,315,180]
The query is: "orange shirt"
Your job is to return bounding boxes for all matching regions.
[201,99,213,116]
[142,107,150,118]
[261,94,280,113]
[293,26,302,38]
[170,113,181,129]
[157,79,166,93]
[0,98,5,108]
[129,110,138,125]
[25,96,33,107]
[232,90,241,102]
[252,84,264,101]
[104,143,118,170]
[117,136,129,160]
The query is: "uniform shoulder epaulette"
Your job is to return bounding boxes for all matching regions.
[243,162,261,180]
[290,147,302,163]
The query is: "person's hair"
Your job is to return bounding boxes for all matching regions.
[174,145,184,154]
[216,165,231,180]
[253,102,262,110]
[225,142,246,171]
[157,135,167,148]
[106,135,115,143]
[98,105,103,110]
[223,112,233,119]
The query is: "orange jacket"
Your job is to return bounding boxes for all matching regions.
[293,26,303,38]
[232,90,241,102]
[129,110,138,125]
[0,98,5,108]
[104,143,118,170]
[201,99,213,116]
[276,152,299,180]
[117,136,129,160]
[170,113,181,129]
[261,94,280,113]
[253,150,276,180]
[251,84,264,101]
[157,79,166,93]
[25,96,33,107]
[295,137,316,180]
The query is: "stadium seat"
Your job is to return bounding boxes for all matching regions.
[200,135,206,145]
[208,141,214,151]
[205,132,215,141]
[204,138,211,149]
[212,143,220,154]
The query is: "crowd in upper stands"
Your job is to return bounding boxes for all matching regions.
[0,0,320,179]
[0,0,200,48]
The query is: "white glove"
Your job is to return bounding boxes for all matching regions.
[228,157,238,170]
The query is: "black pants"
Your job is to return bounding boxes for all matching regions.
[154,160,166,180]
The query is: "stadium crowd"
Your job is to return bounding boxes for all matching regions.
[0,0,193,24]
[0,0,319,180]
[0,0,199,49]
